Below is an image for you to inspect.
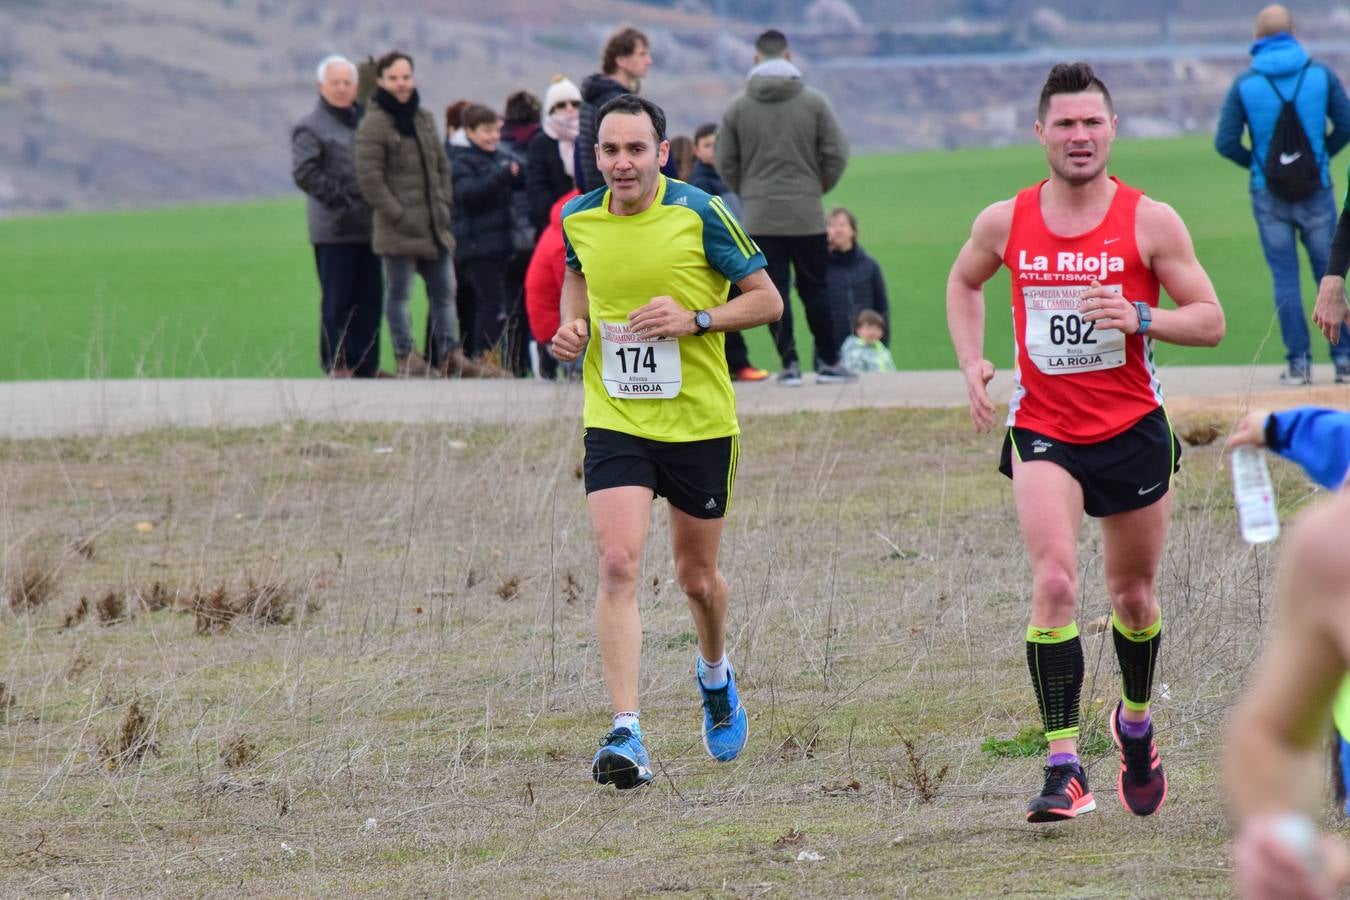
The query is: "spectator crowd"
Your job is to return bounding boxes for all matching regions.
[290,27,892,382]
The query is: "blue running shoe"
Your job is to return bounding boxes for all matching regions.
[591,727,653,789]
[697,661,748,762]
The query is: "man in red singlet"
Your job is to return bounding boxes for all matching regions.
[946,62,1225,824]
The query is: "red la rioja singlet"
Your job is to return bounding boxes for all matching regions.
[1002,177,1164,443]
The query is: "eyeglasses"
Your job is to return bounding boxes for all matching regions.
[551,100,581,112]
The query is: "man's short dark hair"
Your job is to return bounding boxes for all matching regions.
[595,94,666,144]
[694,122,717,143]
[602,27,649,75]
[504,90,541,125]
[462,103,499,131]
[1037,62,1113,121]
[375,50,413,77]
[755,29,789,59]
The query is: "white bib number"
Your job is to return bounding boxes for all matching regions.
[1022,284,1126,375]
[599,320,682,399]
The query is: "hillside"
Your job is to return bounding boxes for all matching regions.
[5,0,1350,214]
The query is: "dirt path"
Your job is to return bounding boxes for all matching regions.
[0,366,1344,439]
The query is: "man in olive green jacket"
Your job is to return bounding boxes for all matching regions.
[718,29,851,386]
[357,50,479,377]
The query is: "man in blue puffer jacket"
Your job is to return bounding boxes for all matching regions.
[1215,4,1350,386]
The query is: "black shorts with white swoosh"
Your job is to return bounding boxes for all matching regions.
[998,406,1181,518]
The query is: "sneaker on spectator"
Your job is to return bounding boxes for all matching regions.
[1278,366,1311,386]
[732,366,771,382]
[815,362,858,384]
[777,361,803,387]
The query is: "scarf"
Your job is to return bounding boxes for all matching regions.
[544,110,579,179]
[321,98,359,129]
[373,87,420,136]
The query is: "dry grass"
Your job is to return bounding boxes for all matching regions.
[0,407,1318,896]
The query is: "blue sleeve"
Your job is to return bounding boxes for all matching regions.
[1268,406,1350,489]
[700,195,765,284]
[1215,80,1253,170]
[1325,67,1350,159]
[561,208,581,273]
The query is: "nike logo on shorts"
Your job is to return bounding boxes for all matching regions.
[1280,151,1302,165]
[1137,482,1163,496]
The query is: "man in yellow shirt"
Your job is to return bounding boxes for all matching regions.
[552,94,783,788]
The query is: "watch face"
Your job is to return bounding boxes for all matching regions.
[696,310,712,330]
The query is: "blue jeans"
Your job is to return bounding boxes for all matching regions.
[382,249,460,361]
[1251,186,1350,371]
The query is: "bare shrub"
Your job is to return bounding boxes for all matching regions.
[6,554,59,612]
[239,578,295,626]
[62,596,90,630]
[136,581,175,612]
[94,590,126,625]
[495,575,521,601]
[193,579,304,634]
[221,734,260,769]
[193,585,238,635]
[99,699,159,770]
[562,571,581,605]
[888,733,949,804]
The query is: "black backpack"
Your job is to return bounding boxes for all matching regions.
[1262,63,1322,202]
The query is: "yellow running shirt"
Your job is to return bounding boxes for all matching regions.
[562,176,766,442]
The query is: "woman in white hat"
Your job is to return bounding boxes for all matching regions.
[526,75,582,233]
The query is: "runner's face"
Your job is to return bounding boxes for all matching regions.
[596,111,669,214]
[1036,92,1115,185]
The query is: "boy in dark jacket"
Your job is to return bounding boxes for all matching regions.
[451,104,525,361]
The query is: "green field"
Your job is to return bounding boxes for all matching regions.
[1,135,1314,380]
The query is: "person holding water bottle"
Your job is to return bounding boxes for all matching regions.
[1225,406,1350,899]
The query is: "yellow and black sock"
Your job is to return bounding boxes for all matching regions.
[1026,622,1084,741]
[1111,612,1162,713]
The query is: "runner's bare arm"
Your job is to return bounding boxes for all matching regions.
[946,200,1012,433]
[1227,495,1350,897]
[552,268,591,362]
[627,270,782,337]
[1133,198,1225,347]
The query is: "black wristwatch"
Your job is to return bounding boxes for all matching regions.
[1133,301,1152,335]
[694,309,713,336]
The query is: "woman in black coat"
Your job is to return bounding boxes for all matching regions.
[526,76,581,233]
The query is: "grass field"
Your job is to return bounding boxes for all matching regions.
[0,403,1329,895]
[0,135,1322,381]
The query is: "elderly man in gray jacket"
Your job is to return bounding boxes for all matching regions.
[292,55,382,377]
[718,29,852,386]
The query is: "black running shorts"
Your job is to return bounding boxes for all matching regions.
[583,428,740,519]
[998,407,1181,518]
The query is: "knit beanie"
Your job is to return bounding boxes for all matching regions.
[543,76,582,115]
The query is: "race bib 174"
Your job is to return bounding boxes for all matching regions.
[599,319,682,399]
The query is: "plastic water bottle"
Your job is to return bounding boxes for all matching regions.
[1271,813,1322,874]
[1230,445,1280,544]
